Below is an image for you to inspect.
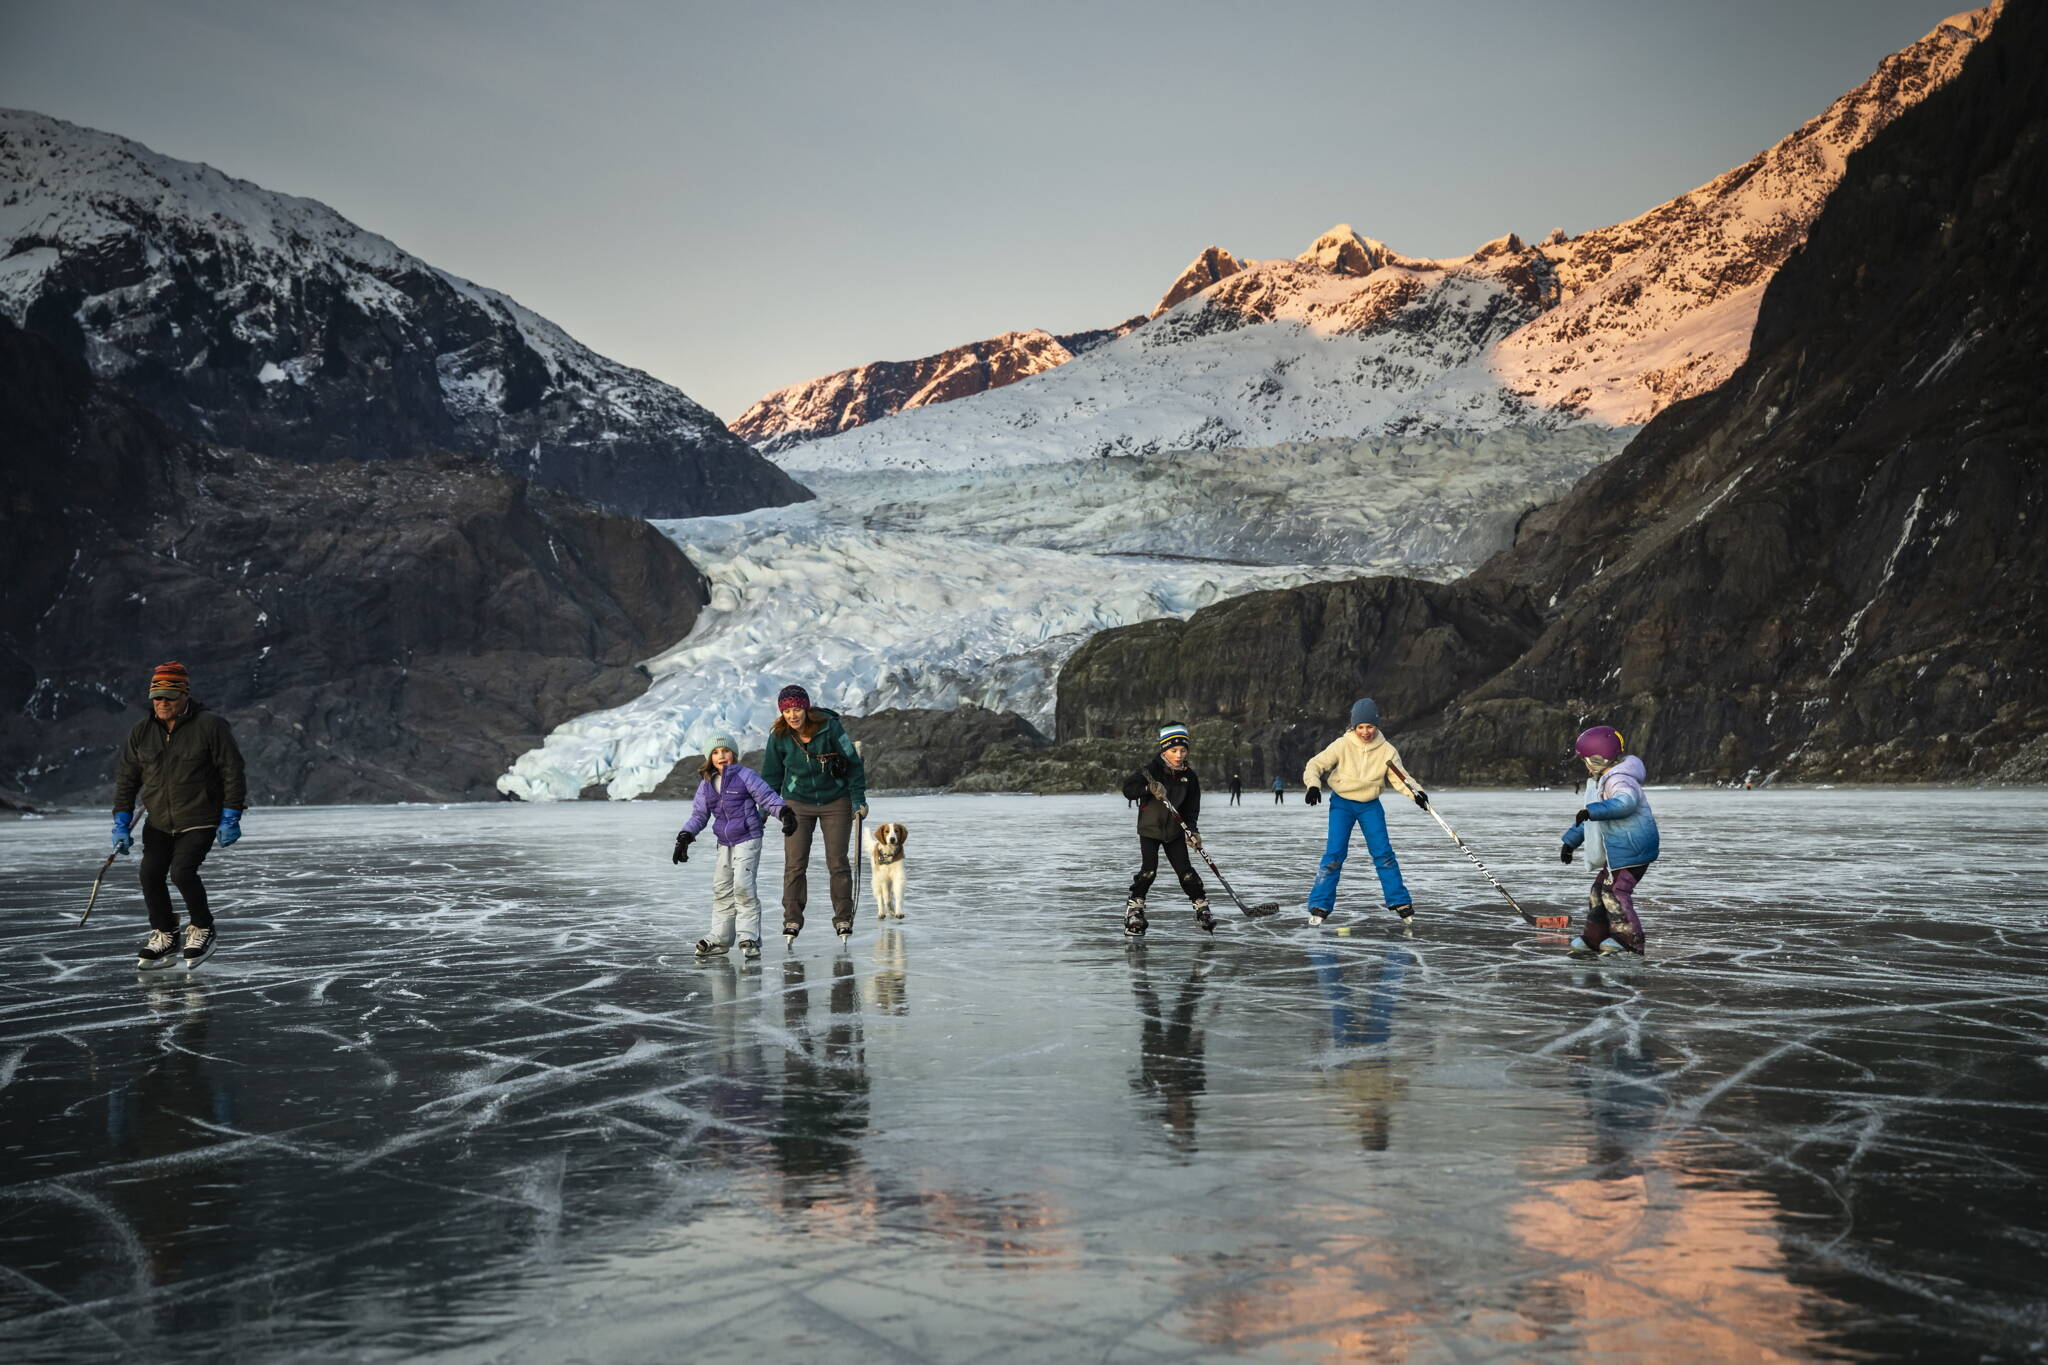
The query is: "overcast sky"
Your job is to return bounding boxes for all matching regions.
[2,0,1967,420]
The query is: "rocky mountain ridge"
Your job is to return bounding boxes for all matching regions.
[0,108,807,519]
[730,318,1142,455]
[746,9,1990,472]
[1041,0,2046,788]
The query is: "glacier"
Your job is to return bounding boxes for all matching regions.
[498,426,1632,800]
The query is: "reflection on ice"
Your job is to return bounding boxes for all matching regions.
[3,789,2046,1362]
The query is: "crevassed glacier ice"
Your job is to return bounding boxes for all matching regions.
[498,428,1631,801]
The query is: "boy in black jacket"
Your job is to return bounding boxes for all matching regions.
[1119,725,1216,937]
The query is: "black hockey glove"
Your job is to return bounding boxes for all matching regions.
[778,808,798,837]
[1575,808,1592,825]
[1412,791,1430,811]
[1305,786,1322,807]
[1560,845,1574,865]
[673,831,694,864]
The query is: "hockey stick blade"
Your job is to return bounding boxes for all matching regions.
[1239,901,1283,919]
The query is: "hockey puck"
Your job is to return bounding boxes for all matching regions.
[1335,926,1352,936]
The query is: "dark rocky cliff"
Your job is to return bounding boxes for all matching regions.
[1052,3,2047,786]
[0,319,709,805]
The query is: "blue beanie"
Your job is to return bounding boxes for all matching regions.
[1157,724,1191,753]
[704,735,738,756]
[1349,698,1381,728]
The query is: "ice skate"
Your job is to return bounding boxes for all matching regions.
[1389,904,1414,923]
[833,918,853,942]
[1568,936,1599,958]
[738,938,762,961]
[181,924,217,970]
[136,927,181,971]
[1307,910,1327,927]
[1192,899,1217,934]
[1124,897,1148,939]
[694,939,729,958]
[782,917,802,949]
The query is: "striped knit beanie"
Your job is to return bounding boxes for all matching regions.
[1157,724,1191,753]
[776,684,810,710]
[148,661,191,699]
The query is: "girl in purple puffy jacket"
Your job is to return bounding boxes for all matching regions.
[673,736,787,961]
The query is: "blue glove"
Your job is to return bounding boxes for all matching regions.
[217,809,242,847]
[111,811,134,855]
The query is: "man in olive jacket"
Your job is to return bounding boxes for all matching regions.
[111,661,247,969]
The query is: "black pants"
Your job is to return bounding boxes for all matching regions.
[1130,836,1206,904]
[140,824,216,932]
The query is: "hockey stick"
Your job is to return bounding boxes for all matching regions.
[1147,780,1281,918]
[1386,761,1570,929]
[80,850,121,926]
[848,741,864,933]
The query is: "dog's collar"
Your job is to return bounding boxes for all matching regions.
[873,847,904,865]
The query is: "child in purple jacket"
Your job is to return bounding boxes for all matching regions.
[673,735,789,961]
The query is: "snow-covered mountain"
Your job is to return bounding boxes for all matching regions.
[0,109,806,517]
[730,317,1143,455]
[759,7,1989,474]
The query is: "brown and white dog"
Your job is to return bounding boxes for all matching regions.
[867,822,908,920]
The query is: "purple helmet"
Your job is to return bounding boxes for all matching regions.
[1574,726,1625,763]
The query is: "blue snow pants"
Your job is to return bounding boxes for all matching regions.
[1307,793,1411,913]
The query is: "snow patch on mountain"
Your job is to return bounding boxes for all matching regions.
[0,108,804,517]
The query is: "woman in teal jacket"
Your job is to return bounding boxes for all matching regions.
[760,683,867,944]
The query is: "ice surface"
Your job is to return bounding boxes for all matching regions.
[5,789,2047,1362]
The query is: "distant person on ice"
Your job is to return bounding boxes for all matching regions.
[674,735,785,962]
[1560,726,1660,956]
[1272,777,1285,804]
[1119,725,1216,938]
[1228,772,1243,805]
[110,661,246,970]
[762,685,866,945]
[1301,698,1426,927]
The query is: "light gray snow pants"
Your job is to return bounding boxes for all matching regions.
[708,837,765,946]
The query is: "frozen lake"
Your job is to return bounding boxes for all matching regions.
[4,788,2046,1362]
